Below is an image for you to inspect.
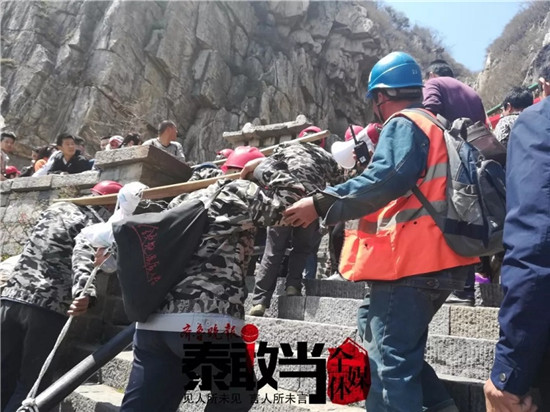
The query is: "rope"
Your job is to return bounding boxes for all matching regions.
[17,261,104,412]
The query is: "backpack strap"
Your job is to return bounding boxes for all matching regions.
[399,108,449,233]
[400,108,450,131]
[411,185,445,232]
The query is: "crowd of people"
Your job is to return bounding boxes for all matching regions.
[0,123,187,180]
[1,51,549,412]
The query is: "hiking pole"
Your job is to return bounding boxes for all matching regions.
[17,261,105,412]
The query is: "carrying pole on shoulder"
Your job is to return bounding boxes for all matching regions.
[56,130,330,206]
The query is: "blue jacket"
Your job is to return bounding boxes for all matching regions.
[314,108,429,225]
[491,97,550,395]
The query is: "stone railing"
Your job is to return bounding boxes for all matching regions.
[0,145,191,257]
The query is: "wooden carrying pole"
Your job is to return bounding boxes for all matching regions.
[55,130,329,206]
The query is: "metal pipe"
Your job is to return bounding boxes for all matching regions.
[20,323,135,411]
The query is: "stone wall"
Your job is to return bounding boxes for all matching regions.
[0,145,190,257]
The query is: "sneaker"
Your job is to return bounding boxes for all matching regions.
[445,293,474,306]
[285,286,301,297]
[249,304,266,317]
[327,272,345,281]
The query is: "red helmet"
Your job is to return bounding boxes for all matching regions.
[344,125,365,142]
[298,126,322,138]
[91,180,123,196]
[4,166,20,176]
[216,148,234,159]
[221,146,265,172]
[298,125,325,148]
[365,123,382,145]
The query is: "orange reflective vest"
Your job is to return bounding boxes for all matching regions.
[339,109,479,281]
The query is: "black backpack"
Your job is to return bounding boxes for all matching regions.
[112,186,223,322]
[401,109,507,257]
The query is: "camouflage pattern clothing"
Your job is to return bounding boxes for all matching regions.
[145,142,344,323]
[267,141,345,192]
[1,202,111,316]
[494,113,520,149]
[188,165,224,182]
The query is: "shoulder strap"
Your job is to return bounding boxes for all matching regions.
[400,108,450,131]
[399,108,448,232]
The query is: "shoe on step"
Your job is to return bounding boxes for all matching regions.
[249,304,266,317]
[286,286,301,297]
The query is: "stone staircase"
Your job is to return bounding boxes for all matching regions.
[58,278,502,412]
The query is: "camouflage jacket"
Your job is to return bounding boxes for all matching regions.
[266,142,345,193]
[1,202,111,316]
[155,143,343,321]
[188,166,224,182]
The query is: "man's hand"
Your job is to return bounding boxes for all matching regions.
[240,158,265,179]
[484,379,537,412]
[67,296,90,317]
[94,247,110,267]
[283,197,318,228]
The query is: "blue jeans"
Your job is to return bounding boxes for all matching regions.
[121,330,257,412]
[359,266,470,412]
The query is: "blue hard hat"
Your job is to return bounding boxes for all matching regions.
[366,52,423,99]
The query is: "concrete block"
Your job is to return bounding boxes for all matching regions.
[51,171,100,189]
[278,296,306,321]
[62,383,122,411]
[0,180,12,193]
[101,351,134,391]
[303,279,367,299]
[303,297,361,327]
[247,317,357,355]
[0,206,6,220]
[10,175,52,191]
[475,283,503,308]
[425,335,496,380]
[113,163,144,184]
[0,194,8,207]
[449,306,499,340]
[97,167,121,182]
[95,145,192,186]
[430,305,450,335]
[441,374,485,412]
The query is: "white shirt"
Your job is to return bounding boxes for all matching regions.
[142,138,186,161]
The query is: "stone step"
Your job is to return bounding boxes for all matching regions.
[60,383,122,412]
[98,317,495,395]
[248,317,496,382]
[245,295,500,340]
[245,276,368,300]
[96,349,489,412]
[440,374,485,412]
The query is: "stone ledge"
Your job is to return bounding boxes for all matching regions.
[223,114,312,145]
[0,179,12,193]
[51,171,100,189]
[94,145,192,186]
[9,175,53,191]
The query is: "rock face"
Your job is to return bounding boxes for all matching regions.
[476,3,550,108]
[0,1,391,164]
